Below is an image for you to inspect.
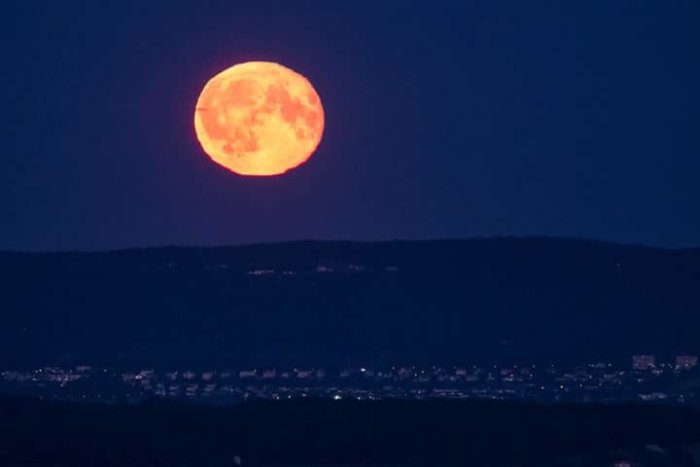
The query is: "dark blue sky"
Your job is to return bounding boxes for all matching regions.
[2,1,699,251]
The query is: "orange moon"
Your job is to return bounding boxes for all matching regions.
[194,61,324,176]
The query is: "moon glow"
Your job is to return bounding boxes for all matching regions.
[194,61,324,176]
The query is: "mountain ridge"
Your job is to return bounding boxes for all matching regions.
[1,237,698,368]
[3,236,700,256]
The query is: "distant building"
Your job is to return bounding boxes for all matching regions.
[246,269,275,276]
[632,355,656,370]
[675,355,698,370]
[638,392,668,401]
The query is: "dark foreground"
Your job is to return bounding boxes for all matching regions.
[1,397,700,466]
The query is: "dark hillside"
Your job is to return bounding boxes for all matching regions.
[1,238,698,367]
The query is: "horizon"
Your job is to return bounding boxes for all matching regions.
[3,235,700,255]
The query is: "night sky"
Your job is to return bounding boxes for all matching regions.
[2,1,699,251]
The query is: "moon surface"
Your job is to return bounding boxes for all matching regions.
[194,61,324,176]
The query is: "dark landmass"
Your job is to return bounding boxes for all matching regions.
[1,397,699,466]
[1,238,699,368]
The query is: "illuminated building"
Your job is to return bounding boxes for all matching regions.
[632,355,656,370]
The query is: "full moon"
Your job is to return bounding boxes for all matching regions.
[194,61,325,176]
